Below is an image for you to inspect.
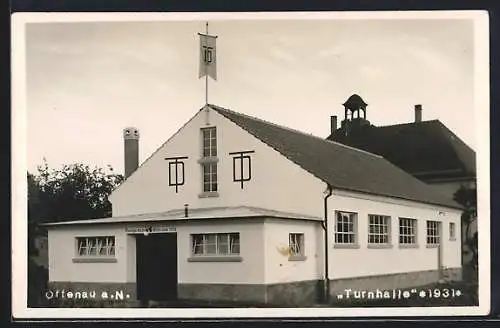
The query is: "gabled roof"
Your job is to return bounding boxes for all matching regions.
[210,104,462,209]
[327,120,476,182]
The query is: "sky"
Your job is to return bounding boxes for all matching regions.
[23,14,478,176]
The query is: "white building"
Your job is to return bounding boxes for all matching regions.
[44,104,463,306]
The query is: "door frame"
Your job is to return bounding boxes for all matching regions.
[133,231,178,302]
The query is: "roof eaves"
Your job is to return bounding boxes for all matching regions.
[331,185,463,210]
[210,104,461,210]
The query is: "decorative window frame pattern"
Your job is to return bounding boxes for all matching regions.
[165,156,188,193]
[229,150,255,189]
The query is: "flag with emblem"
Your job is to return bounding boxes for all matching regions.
[199,33,217,80]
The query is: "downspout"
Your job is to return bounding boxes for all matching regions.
[322,184,333,304]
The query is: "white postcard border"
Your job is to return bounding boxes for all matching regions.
[11,10,491,319]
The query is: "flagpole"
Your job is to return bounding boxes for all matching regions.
[205,22,209,105]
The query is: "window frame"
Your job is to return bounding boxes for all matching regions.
[398,217,418,248]
[199,127,219,197]
[333,211,359,248]
[202,162,218,193]
[367,214,392,248]
[449,222,456,241]
[426,220,441,247]
[201,126,217,158]
[190,232,240,258]
[288,233,306,260]
[73,236,117,263]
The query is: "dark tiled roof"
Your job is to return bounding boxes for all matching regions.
[327,120,476,181]
[209,105,462,209]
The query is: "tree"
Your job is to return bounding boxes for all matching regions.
[453,185,478,267]
[28,160,124,226]
[27,161,124,306]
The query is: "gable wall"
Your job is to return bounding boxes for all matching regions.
[109,107,325,218]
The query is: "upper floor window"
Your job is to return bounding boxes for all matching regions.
[202,162,218,192]
[368,214,391,245]
[334,211,357,245]
[202,127,217,157]
[399,217,418,245]
[426,220,441,246]
[76,236,115,257]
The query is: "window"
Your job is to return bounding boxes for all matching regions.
[449,222,456,240]
[200,127,218,194]
[202,162,218,192]
[191,233,240,256]
[368,215,391,244]
[289,233,305,257]
[201,127,217,157]
[399,218,418,245]
[335,211,357,244]
[76,236,115,257]
[426,220,441,245]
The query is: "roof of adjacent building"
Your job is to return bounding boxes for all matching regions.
[210,104,462,209]
[42,206,322,226]
[327,119,476,182]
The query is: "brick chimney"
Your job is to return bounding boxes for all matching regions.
[123,127,140,178]
[330,115,338,134]
[414,104,422,123]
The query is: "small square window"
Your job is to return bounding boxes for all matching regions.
[289,233,305,257]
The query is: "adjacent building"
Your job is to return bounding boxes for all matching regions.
[327,94,476,263]
[327,94,476,200]
[44,103,463,306]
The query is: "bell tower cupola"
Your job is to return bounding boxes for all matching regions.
[341,94,371,134]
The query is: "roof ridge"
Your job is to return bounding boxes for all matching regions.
[208,104,383,159]
[376,119,441,129]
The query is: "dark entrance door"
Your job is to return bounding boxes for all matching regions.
[136,233,178,303]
